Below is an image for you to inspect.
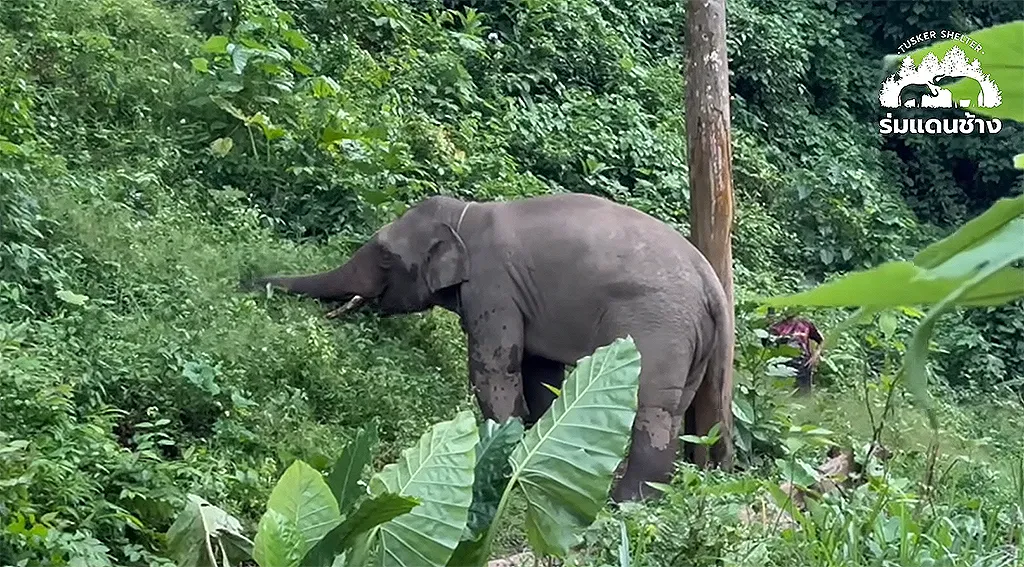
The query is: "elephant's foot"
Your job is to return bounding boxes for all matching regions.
[611,406,681,503]
[610,467,670,503]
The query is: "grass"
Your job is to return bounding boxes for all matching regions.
[9,163,476,518]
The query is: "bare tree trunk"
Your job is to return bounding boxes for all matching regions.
[684,0,736,471]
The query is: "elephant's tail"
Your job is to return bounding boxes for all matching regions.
[705,291,735,471]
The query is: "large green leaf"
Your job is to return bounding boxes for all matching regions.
[891,20,1024,121]
[302,492,420,566]
[765,194,1024,309]
[914,194,1024,269]
[927,218,1024,280]
[464,419,525,537]
[252,460,341,567]
[328,422,379,515]
[253,509,304,567]
[902,224,1024,429]
[446,419,525,567]
[363,410,479,567]
[763,261,1024,308]
[506,336,641,557]
[166,494,253,567]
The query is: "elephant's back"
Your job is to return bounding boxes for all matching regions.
[502,192,690,242]
[505,193,708,269]
[498,192,720,302]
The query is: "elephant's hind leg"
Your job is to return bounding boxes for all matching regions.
[612,372,706,501]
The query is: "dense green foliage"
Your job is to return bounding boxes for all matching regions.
[168,338,641,567]
[1,0,1022,564]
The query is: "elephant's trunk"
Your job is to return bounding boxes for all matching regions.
[253,240,386,302]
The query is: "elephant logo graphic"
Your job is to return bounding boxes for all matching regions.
[879,46,1001,110]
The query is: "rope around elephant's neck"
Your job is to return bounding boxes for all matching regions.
[452,202,471,317]
[450,202,471,251]
[456,202,471,234]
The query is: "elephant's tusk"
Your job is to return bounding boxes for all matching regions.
[326,295,366,319]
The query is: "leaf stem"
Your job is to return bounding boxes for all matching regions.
[478,472,518,565]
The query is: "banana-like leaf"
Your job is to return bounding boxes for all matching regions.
[446,418,525,567]
[166,494,253,567]
[328,422,379,514]
[362,410,479,567]
[765,186,1024,310]
[253,460,341,567]
[508,337,642,557]
[762,261,1024,308]
[914,194,1024,270]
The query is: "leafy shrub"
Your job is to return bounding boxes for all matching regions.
[167,337,642,566]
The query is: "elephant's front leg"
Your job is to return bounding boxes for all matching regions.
[522,354,565,428]
[465,311,529,423]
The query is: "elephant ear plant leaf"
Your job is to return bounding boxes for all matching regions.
[447,418,526,567]
[166,340,643,567]
[253,508,307,567]
[252,459,343,567]
[327,422,380,513]
[349,410,479,567]
[302,492,420,566]
[302,422,423,566]
[166,494,253,567]
[479,337,642,559]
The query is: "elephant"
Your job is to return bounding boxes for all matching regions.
[938,75,986,108]
[899,77,942,108]
[899,74,987,109]
[243,193,734,502]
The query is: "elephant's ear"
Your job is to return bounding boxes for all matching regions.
[425,223,469,293]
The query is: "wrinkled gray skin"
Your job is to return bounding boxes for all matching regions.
[244,193,734,501]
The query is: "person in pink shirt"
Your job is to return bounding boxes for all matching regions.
[765,308,824,394]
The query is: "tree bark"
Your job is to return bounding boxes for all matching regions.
[684,0,736,470]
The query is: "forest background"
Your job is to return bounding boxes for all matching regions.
[1,0,1022,565]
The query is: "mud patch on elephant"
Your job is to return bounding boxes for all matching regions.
[636,407,672,450]
[469,350,489,376]
[506,344,521,374]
